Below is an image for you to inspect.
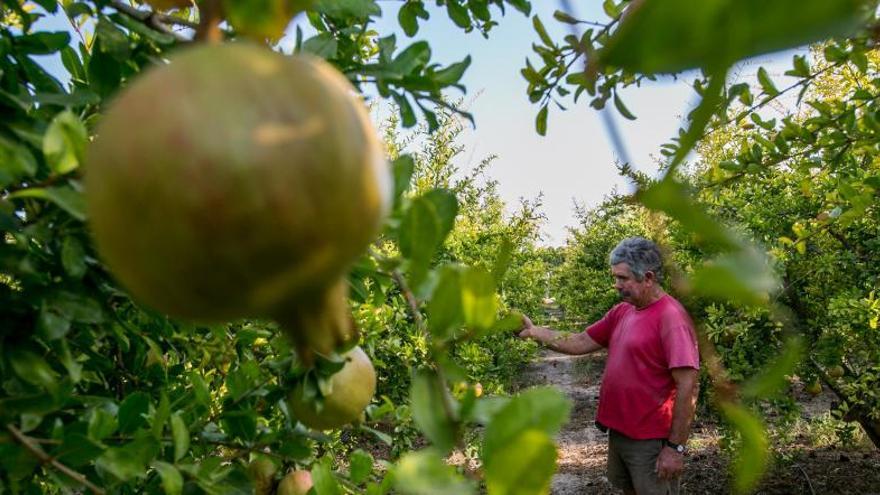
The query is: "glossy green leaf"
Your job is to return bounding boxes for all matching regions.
[9,350,58,392]
[152,461,183,495]
[171,413,189,461]
[410,370,456,454]
[756,67,779,96]
[95,17,130,61]
[302,33,339,59]
[742,337,803,399]
[43,110,87,175]
[613,92,637,120]
[427,265,464,340]
[349,449,374,485]
[118,392,150,434]
[637,178,736,249]
[392,154,415,205]
[482,387,570,461]
[7,185,87,221]
[535,104,548,136]
[312,457,342,495]
[602,0,869,73]
[485,429,557,495]
[532,16,553,47]
[88,408,118,441]
[15,32,70,54]
[61,236,87,279]
[96,436,161,482]
[461,266,497,333]
[393,450,476,495]
[720,403,769,493]
[690,247,779,306]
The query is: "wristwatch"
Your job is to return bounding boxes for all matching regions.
[664,439,687,454]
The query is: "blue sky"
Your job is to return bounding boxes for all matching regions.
[33,1,797,246]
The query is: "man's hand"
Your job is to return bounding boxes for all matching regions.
[517,315,537,339]
[655,446,684,480]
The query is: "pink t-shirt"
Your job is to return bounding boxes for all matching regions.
[586,294,699,440]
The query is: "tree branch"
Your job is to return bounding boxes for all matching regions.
[110,0,193,42]
[6,424,106,495]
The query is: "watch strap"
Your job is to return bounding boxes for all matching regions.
[664,439,686,454]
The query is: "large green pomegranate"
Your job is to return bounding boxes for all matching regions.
[86,43,390,353]
[287,346,376,430]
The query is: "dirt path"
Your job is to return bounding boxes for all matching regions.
[515,349,880,495]
[516,349,615,494]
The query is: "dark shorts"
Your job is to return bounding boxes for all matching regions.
[607,429,680,495]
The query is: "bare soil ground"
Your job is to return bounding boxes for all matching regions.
[514,349,880,495]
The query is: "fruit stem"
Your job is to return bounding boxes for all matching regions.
[273,280,357,367]
[195,0,223,43]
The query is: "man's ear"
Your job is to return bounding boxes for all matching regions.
[643,271,656,284]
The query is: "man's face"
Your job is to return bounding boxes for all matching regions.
[611,263,652,306]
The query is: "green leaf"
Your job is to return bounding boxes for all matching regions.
[602,0,620,18]
[96,17,130,61]
[87,43,122,97]
[393,451,476,495]
[349,449,374,485]
[389,41,431,76]
[9,350,58,392]
[601,0,868,73]
[15,31,70,54]
[152,392,171,439]
[553,10,579,24]
[313,0,381,19]
[392,92,417,128]
[410,370,456,454]
[302,33,339,59]
[742,337,803,399]
[152,461,184,495]
[720,403,769,494]
[446,1,471,29]
[118,392,151,434]
[96,436,161,482]
[427,265,464,340]
[461,266,497,333]
[613,92,637,120]
[482,387,570,461]
[7,185,87,221]
[491,238,515,284]
[756,67,779,96]
[222,409,258,441]
[171,413,190,461]
[637,178,735,249]
[61,236,87,279]
[88,408,118,441]
[0,136,38,188]
[222,0,307,41]
[398,1,421,36]
[485,429,557,495]
[535,104,548,136]
[433,56,471,86]
[312,457,341,495]
[505,0,531,16]
[532,16,553,47]
[110,13,176,45]
[392,154,415,205]
[43,110,87,175]
[690,247,779,306]
[56,433,104,468]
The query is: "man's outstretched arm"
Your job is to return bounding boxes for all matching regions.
[518,315,603,355]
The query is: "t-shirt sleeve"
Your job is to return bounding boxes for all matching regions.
[585,304,624,347]
[660,309,700,369]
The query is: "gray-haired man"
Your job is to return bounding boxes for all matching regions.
[519,237,700,495]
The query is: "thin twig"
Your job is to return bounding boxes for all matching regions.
[110,0,193,42]
[796,464,816,495]
[6,424,106,495]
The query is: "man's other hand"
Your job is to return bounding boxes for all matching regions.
[655,446,684,480]
[518,315,537,339]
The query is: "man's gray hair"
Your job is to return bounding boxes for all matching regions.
[609,237,664,282]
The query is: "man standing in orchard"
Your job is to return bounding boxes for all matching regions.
[519,237,699,495]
